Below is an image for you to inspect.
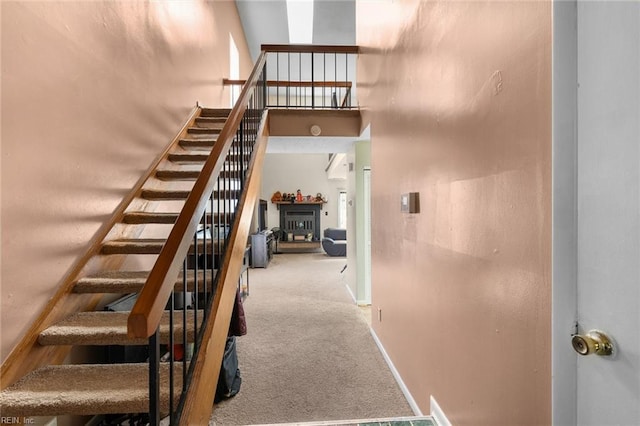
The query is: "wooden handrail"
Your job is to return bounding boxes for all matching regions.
[127,51,267,339]
[261,44,359,54]
[223,79,352,88]
[180,112,270,425]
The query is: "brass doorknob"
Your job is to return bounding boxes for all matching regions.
[571,330,613,356]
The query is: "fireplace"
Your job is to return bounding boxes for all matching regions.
[279,203,322,241]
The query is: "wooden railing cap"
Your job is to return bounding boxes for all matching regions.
[261,44,359,54]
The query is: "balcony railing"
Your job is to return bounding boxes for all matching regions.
[225,44,359,110]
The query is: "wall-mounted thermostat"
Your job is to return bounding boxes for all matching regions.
[401,192,420,213]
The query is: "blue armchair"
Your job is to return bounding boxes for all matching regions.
[321,228,347,257]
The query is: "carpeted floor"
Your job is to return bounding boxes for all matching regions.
[209,253,413,426]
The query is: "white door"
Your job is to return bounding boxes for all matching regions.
[553,2,640,425]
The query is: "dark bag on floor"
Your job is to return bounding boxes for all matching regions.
[215,336,242,402]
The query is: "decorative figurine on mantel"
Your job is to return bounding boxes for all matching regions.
[271,191,282,203]
[296,189,303,202]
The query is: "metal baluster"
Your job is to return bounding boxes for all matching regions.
[182,259,187,387]
[208,194,213,313]
[149,329,160,425]
[333,52,342,108]
[345,53,348,108]
[323,52,326,108]
[287,52,290,107]
[169,290,174,424]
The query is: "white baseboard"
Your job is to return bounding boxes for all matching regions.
[344,283,357,304]
[430,395,452,426]
[369,327,423,416]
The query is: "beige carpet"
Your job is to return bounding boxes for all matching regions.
[209,253,412,426]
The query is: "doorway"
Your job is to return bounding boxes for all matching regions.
[552,2,640,425]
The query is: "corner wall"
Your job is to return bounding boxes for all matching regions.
[346,140,371,304]
[0,1,252,362]
[357,1,552,424]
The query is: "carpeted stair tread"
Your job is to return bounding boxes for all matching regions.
[156,169,202,180]
[73,270,215,293]
[168,152,251,163]
[139,187,236,201]
[194,117,226,128]
[123,212,180,224]
[168,152,211,163]
[101,238,220,255]
[101,238,167,255]
[141,189,191,200]
[200,108,231,117]
[122,211,232,225]
[38,310,203,346]
[0,363,182,417]
[187,127,222,135]
[156,169,243,181]
[178,138,217,149]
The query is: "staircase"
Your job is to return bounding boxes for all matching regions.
[0,105,266,422]
[1,44,366,425]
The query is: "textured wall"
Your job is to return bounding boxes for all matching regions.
[1,1,252,362]
[357,1,552,424]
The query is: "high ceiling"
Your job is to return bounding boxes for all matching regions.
[234,0,359,156]
[235,0,356,61]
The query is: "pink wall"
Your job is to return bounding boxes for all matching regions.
[0,1,252,362]
[357,1,552,424]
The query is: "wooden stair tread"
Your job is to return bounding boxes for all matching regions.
[0,363,182,417]
[74,270,214,293]
[38,310,204,346]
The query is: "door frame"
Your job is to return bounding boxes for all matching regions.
[363,167,372,305]
[552,1,578,424]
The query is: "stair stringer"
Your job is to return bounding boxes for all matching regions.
[0,106,201,389]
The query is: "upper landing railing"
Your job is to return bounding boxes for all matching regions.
[225,44,359,110]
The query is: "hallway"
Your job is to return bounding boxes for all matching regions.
[210,253,412,425]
